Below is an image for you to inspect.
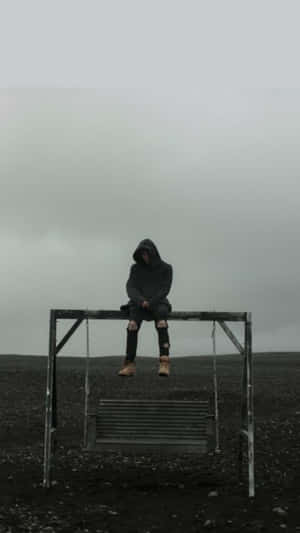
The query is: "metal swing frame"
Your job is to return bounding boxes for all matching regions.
[43,309,254,497]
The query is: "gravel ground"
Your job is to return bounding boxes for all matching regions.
[0,353,299,532]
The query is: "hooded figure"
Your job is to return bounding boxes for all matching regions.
[120,238,173,313]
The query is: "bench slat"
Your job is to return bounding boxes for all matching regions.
[91,441,208,454]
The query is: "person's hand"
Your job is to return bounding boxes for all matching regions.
[141,300,150,309]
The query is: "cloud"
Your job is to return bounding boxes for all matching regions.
[0,86,299,354]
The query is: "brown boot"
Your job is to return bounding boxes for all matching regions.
[118,358,136,377]
[158,356,170,377]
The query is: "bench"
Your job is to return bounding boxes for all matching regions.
[84,399,213,455]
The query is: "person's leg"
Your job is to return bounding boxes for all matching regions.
[119,304,143,376]
[125,316,142,362]
[153,304,171,377]
[153,304,170,357]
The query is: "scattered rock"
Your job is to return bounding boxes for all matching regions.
[272,507,287,517]
[203,519,216,528]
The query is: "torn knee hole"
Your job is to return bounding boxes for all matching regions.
[127,321,138,331]
[157,320,167,328]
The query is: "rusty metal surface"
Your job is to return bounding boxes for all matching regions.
[54,309,247,321]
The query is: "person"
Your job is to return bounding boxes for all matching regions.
[119,238,173,377]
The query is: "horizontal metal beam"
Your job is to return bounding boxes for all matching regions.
[53,309,247,322]
[88,441,208,455]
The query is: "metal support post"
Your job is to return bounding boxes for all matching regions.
[83,316,90,448]
[245,312,255,497]
[43,310,57,488]
[238,353,247,478]
[211,321,220,453]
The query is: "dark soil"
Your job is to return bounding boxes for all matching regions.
[0,353,300,532]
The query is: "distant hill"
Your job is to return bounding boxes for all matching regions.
[0,352,299,372]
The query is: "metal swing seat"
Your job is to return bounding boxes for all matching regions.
[43,309,254,497]
[84,398,212,455]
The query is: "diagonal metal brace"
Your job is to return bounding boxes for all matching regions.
[217,320,244,355]
[56,317,84,355]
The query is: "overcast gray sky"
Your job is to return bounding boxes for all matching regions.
[1,1,300,356]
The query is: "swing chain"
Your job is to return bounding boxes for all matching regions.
[211,320,216,355]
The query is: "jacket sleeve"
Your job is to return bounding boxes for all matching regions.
[148,265,173,309]
[126,265,145,306]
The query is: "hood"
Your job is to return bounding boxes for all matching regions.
[133,238,162,269]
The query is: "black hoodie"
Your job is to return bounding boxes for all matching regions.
[120,239,173,313]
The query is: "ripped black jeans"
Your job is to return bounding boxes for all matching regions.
[125,302,171,362]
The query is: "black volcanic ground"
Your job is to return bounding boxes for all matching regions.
[0,353,299,532]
